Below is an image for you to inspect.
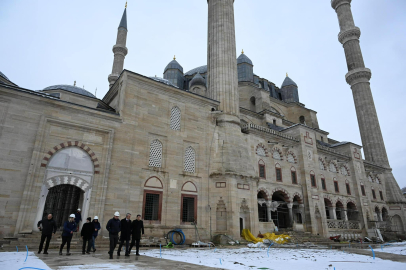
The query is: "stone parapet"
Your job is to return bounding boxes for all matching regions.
[345,68,372,86]
[338,27,361,45]
[331,0,352,10]
[112,45,128,57]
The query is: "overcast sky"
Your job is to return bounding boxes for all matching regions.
[1,0,405,188]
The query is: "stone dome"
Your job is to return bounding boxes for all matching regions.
[281,76,298,88]
[190,73,206,88]
[164,59,183,73]
[185,65,207,76]
[237,53,253,65]
[43,85,96,98]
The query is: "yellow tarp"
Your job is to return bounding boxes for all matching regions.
[241,229,290,244]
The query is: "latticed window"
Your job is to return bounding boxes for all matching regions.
[149,139,163,167]
[334,181,339,193]
[276,166,282,182]
[256,146,266,157]
[341,167,348,176]
[273,150,281,160]
[291,171,297,184]
[170,106,181,130]
[144,193,160,220]
[346,183,351,195]
[287,154,295,163]
[329,163,336,173]
[310,174,316,187]
[379,191,384,201]
[184,146,196,173]
[319,160,325,171]
[321,178,326,190]
[368,175,373,182]
[372,189,376,200]
[182,196,196,223]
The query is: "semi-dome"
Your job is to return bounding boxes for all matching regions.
[149,76,178,88]
[237,53,253,65]
[164,59,183,73]
[281,76,298,88]
[190,72,206,88]
[43,85,96,98]
[185,65,207,76]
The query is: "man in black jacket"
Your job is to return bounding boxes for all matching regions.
[129,214,144,256]
[117,213,132,257]
[106,211,121,259]
[37,214,57,254]
[81,217,94,254]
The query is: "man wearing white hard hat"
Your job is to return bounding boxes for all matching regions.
[91,216,101,252]
[59,214,77,256]
[106,211,121,259]
[75,209,82,232]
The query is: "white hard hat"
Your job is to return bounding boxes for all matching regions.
[77,209,81,211]
[94,216,99,220]
[69,214,75,218]
[114,212,120,217]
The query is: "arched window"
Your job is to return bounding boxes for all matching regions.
[375,177,381,184]
[368,175,373,182]
[258,160,266,179]
[275,163,282,182]
[256,145,266,157]
[299,116,305,124]
[291,167,297,184]
[170,106,181,130]
[149,139,163,167]
[287,153,295,163]
[371,187,376,200]
[345,180,351,195]
[272,150,281,160]
[319,159,325,171]
[310,171,316,187]
[184,146,196,173]
[250,96,256,106]
[329,162,337,173]
[360,182,366,196]
[340,166,348,176]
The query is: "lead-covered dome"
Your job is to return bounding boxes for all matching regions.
[190,72,206,88]
[281,76,298,88]
[43,85,96,98]
[164,59,183,73]
[237,53,253,65]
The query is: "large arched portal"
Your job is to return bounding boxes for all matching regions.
[271,191,290,229]
[36,147,94,230]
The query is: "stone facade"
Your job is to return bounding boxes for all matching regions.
[0,1,405,242]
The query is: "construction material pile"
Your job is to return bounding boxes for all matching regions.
[241,229,290,244]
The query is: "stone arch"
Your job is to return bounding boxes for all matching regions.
[45,175,91,192]
[257,187,270,201]
[256,143,268,157]
[270,187,291,202]
[41,141,100,174]
[335,198,345,208]
[271,147,283,160]
[144,176,163,189]
[292,192,303,204]
[329,161,338,173]
[340,165,350,176]
[181,181,198,193]
[286,150,297,163]
[375,175,381,184]
[319,157,326,171]
[323,195,333,206]
[346,198,356,208]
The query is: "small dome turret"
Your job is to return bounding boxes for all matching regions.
[280,74,299,103]
[164,57,183,73]
[237,51,253,65]
[189,72,206,88]
[237,50,254,82]
[281,75,298,88]
[43,84,96,98]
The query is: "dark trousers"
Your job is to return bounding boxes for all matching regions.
[118,238,130,254]
[39,234,52,252]
[109,233,119,254]
[82,238,92,253]
[60,236,73,252]
[130,238,140,254]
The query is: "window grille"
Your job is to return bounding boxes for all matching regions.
[273,150,281,160]
[287,154,295,163]
[144,193,160,220]
[372,189,376,200]
[334,181,339,193]
[311,175,316,187]
[346,183,351,195]
[321,178,326,190]
[182,197,195,223]
[361,185,366,196]
[258,204,268,222]
[259,164,266,178]
[341,167,348,176]
[319,160,325,170]
[170,106,181,130]
[379,191,384,201]
[149,139,163,167]
[291,171,297,184]
[368,175,373,182]
[329,163,336,173]
[276,168,282,182]
[256,146,266,157]
[184,147,196,173]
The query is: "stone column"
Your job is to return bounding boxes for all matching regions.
[287,203,294,227]
[207,0,240,119]
[331,0,405,203]
[343,210,348,221]
[331,207,337,220]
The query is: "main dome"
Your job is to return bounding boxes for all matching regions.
[43,85,96,98]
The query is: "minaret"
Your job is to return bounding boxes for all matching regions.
[331,0,404,203]
[108,3,128,88]
[207,0,239,122]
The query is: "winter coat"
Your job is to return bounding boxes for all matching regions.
[119,219,132,241]
[75,212,82,224]
[131,220,144,240]
[106,218,121,235]
[62,221,77,237]
[37,218,57,235]
[81,222,95,240]
[92,221,101,237]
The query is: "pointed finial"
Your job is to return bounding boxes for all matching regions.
[173,55,176,60]
[74,81,76,86]
[242,49,244,54]
[125,1,127,8]
[286,72,288,77]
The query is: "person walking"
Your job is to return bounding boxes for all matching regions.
[106,212,121,259]
[117,213,132,257]
[75,209,82,232]
[129,215,144,256]
[91,216,101,252]
[81,217,94,254]
[59,214,76,256]
[37,214,57,254]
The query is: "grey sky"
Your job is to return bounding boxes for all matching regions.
[1,0,405,188]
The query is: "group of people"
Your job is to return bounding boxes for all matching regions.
[37,210,144,259]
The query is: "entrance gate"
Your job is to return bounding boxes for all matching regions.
[43,184,82,229]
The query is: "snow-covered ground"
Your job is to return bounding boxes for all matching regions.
[143,247,406,270]
[378,242,406,256]
[60,264,139,269]
[0,251,51,270]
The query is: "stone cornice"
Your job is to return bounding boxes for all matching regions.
[345,68,372,86]
[112,45,128,56]
[316,144,351,160]
[338,27,361,45]
[241,123,300,142]
[331,0,352,10]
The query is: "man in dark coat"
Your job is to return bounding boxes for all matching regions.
[129,214,144,256]
[106,212,121,259]
[59,214,77,256]
[118,213,132,256]
[81,217,95,254]
[37,214,57,254]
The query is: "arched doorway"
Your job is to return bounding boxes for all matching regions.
[346,202,358,221]
[271,191,290,229]
[36,147,94,231]
[257,191,268,222]
[382,207,389,221]
[375,206,381,221]
[43,184,83,229]
[336,201,344,220]
[392,215,405,234]
[324,198,333,219]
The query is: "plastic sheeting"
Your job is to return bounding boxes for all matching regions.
[241,229,290,244]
